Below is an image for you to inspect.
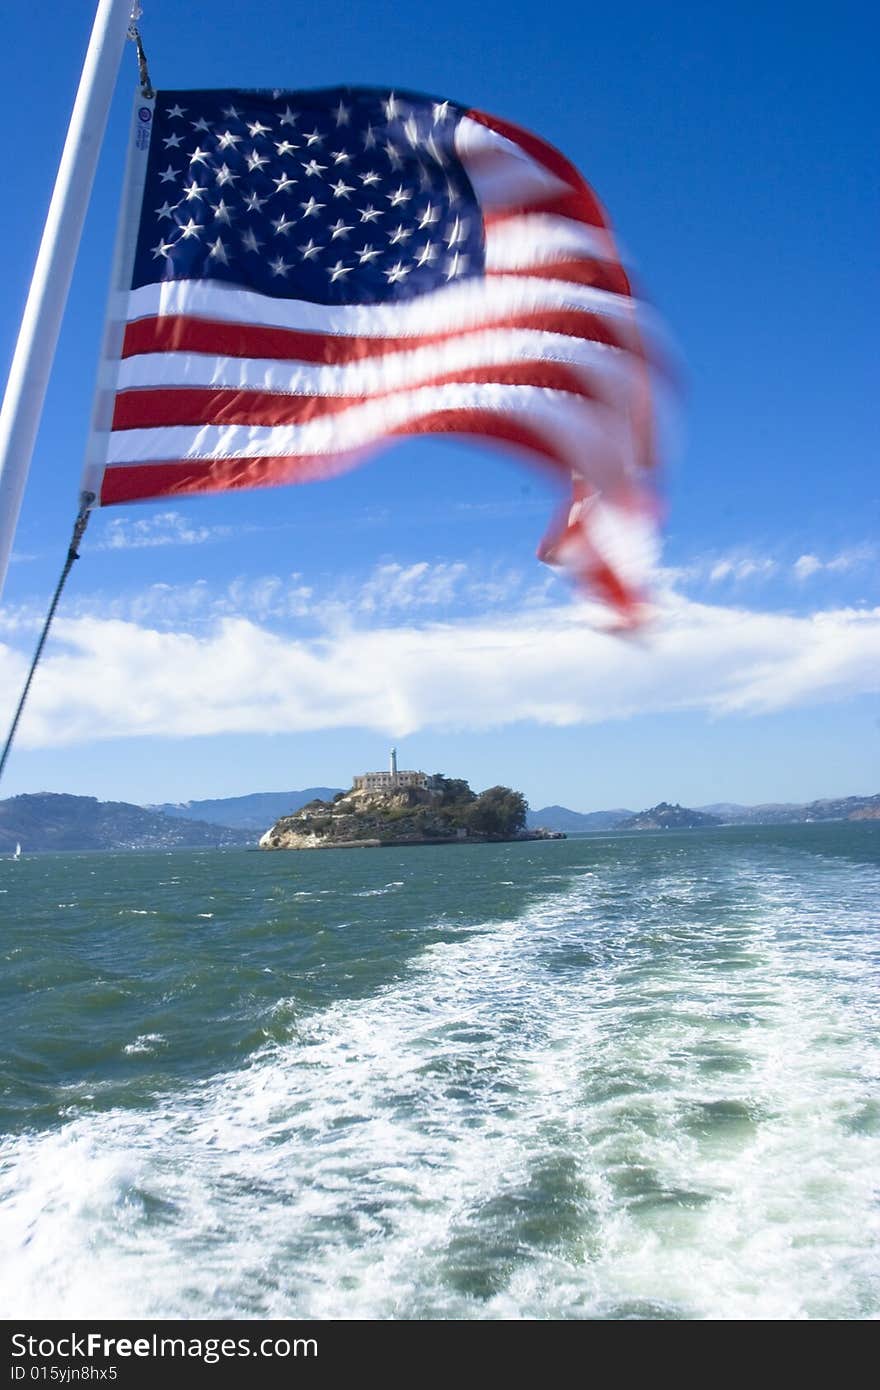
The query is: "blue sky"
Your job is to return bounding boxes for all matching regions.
[0,0,877,812]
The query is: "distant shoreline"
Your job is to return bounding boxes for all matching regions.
[6,820,880,858]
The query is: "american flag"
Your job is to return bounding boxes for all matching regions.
[84,86,660,619]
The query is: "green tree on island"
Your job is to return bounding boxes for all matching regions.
[464,786,528,837]
[431,774,476,807]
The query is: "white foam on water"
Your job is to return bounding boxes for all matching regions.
[1,849,878,1319]
[123,1034,168,1057]
[352,882,404,897]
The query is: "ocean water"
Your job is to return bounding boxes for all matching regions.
[0,824,878,1321]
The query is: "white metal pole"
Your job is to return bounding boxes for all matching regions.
[0,0,134,598]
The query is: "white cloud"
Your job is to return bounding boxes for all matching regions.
[356,561,469,614]
[793,546,874,581]
[667,542,876,592]
[2,586,879,751]
[708,556,778,584]
[94,511,231,551]
[0,560,549,636]
[343,560,549,617]
[657,551,781,588]
[793,554,822,581]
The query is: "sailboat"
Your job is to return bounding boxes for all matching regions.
[13,842,21,860]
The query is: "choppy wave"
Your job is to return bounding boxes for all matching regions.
[1,836,878,1319]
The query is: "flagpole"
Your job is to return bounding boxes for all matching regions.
[0,0,134,599]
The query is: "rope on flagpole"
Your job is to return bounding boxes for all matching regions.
[0,495,94,790]
[127,5,154,98]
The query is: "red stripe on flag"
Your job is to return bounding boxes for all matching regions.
[111,362,604,430]
[486,259,632,296]
[468,108,613,231]
[100,406,585,505]
[121,308,634,362]
[482,189,620,231]
[100,456,331,504]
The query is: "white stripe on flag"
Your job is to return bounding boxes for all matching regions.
[455,116,569,209]
[105,380,630,474]
[114,328,635,395]
[123,274,642,339]
[483,215,619,269]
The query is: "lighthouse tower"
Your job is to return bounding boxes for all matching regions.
[390,747,398,785]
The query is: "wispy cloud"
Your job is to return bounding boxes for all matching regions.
[658,551,782,589]
[2,585,879,750]
[356,561,469,614]
[0,559,553,636]
[336,560,552,618]
[93,511,232,551]
[708,556,778,584]
[666,542,876,591]
[792,546,875,581]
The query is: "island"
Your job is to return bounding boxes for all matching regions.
[616,802,723,831]
[259,751,563,851]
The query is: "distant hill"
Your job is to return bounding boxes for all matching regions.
[0,794,252,853]
[6,787,876,854]
[150,789,344,831]
[527,805,635,832]
[698,794,880,825]
[523,796,880,830]
[617,802,723,831]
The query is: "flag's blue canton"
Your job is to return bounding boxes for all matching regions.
[132,87,485,306]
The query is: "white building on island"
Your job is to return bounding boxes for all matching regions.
[352,748,429,793]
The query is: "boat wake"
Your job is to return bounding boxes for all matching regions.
[1,850,878,1319]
